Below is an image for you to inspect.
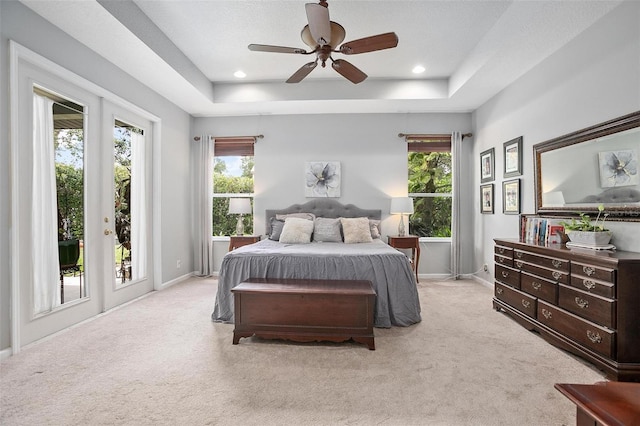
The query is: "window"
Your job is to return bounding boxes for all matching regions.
[212,138,255,236]
[407,135,452,238]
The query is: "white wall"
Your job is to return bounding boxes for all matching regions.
[472,0,640,282]
[193,113,473,275]
[0,2,193,352]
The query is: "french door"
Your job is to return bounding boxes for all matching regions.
[12,55,153,350]
[101,101,154,310]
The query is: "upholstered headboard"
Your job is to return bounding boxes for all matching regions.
[265,199,381,234]
[578,187,640,204]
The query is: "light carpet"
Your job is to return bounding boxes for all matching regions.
[0,278,605,425]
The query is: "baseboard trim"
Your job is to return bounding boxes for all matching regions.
[158,271,196,290]
[0,347,13,360]
[467,274,493,288]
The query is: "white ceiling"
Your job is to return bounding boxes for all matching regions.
[21,0,622,117]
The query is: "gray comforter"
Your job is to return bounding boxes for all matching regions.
[211,239,421,327]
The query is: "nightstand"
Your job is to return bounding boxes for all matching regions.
[387,235,420,283]
[228,235,261,251]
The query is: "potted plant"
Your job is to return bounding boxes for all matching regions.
[560,204,612,246]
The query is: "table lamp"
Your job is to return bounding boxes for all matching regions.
[390,197,414,237]
[228,198,252,236]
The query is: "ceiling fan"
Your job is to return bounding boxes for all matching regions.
[248,0,398,84]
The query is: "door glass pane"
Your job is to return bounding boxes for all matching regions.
[114,122,146,286]
[49,91,86,305]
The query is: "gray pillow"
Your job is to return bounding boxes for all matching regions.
[313,217,342,242]
[268,218,285,241]
[369,219,381,239]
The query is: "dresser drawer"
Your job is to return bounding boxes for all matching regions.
[495,245,513,258]
[495,282,536,318]
[514,250,569,272]
[520,271,557,304]
[571,261,615,283]
[569,275,615,299]
[558,284,615,329]
[516,261,569,284]
[494,254,513,268]
[538,300,615,358]
[495,264,520,289]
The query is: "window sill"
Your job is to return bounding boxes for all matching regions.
[418,237,451,243]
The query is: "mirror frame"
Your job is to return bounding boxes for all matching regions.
[534,110,640,220]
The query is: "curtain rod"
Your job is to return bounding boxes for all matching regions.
[193,135,264,142]
[398,133,473,139]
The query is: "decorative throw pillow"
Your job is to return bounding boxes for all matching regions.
[268,218,285,241]
[341,217,374,244]
[369,219,381,239]
[313,217,342,242]
[279,217,314,244]
[275,212,316,221]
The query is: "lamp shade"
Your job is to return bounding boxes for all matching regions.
[390,197,414,214]
[228,198,252,215]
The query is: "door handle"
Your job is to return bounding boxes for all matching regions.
[104,229,114,236]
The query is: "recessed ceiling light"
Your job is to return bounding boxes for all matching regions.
[234,70,246,79]
[412,65,425,74]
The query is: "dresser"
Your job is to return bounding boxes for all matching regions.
[493,238,640,382]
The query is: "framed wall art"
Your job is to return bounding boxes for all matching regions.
[305,161,341,197]
[598,149,638,188]
[502,178,521,214]
[503,136,523,178]
[480,148,495,183]
[480,184,494,214]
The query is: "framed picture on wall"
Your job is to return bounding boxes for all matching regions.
[480,148,495,183]
[503,179,521,214]
[503,136,523,178]
[480,184,494,214]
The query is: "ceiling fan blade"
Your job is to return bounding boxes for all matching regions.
[331,59,367,84]
[248,44,307,54]
[286,61,318,83]
[305,3,331,46]
[339,32,399,55]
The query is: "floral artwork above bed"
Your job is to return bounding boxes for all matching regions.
[305,161,341,197]
[598,149,638,188]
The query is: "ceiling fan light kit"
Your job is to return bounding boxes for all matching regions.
[248,1,398,84]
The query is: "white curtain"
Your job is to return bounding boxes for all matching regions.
[194,135,214,276]
[32,94,61,313]
[450,131,463,280]
[130,131,147,280]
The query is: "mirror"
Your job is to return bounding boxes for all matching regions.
[534,111,640,219]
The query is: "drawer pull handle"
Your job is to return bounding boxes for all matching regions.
[583,280,596,290]
[521,300,531,309]
[575,297,589,309]
[583,266,595,276]
[515,261,523,268]
[587,330,602,344]
[531,282,542,290]
[502,271,509,278]
[496,287,504,295]
[498,247,505,254]
[552,271,562,280]
[516,252,523,259]
[552,259,562,269]
[541,309,552,319]
[498,257,505,264]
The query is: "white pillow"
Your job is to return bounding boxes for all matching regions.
[340,217,374,244]
[279,217,314,244]
[313,217,342,242]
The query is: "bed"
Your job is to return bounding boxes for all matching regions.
[211,199,421,328]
